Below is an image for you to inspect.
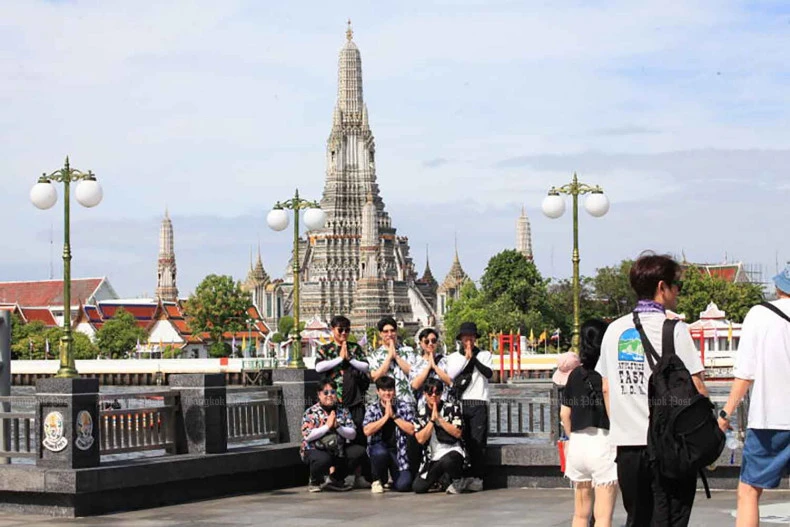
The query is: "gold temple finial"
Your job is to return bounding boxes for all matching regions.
[346,19,353,41]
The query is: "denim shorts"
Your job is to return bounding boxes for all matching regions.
[740,429,790,489]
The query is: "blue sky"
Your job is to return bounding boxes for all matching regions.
[1,0,789,298]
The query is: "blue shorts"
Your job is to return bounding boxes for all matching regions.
[740,429,790,489]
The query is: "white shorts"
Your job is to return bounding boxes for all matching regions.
[564,427,617,486]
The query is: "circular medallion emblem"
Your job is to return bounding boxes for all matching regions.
[42,411,68,452]
[75,410,94,451]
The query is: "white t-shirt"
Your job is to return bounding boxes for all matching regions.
[733,299,790,430]
[596,312,704,446]
[446,351,492,401]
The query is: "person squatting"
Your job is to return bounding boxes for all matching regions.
[303,316,491,493]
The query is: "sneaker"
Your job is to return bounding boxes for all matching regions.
[323,477,352,492]
[308,481,323,493]
[446,479,464,494]
[465,477,484,492]
[354,475,372,489]
[371,480,385,494]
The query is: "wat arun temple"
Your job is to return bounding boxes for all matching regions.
[244,24,472,331]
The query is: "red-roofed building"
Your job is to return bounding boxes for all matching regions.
[681,262,750,284]
[0,277,118,327]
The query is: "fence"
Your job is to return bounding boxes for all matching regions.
[226,386,281,444]
[0,396,36,460]
[98,391,179,455]
[489,384,559,440]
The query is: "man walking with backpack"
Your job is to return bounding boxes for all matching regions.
[718,265,790,527]
[596,252,712,526]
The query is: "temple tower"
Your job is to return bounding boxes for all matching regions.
[155,209,179,302]
[516,205,534,261]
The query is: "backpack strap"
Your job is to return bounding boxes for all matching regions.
[760,302,790,324]
[661,318,680,358]
[699,469,712,499]
[632,312,662,372]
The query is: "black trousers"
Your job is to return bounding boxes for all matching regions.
[304,444,366,485]
[412,451,464,493]
[348,405,372,480]
[462,401,488,479]
[616,446,697,527]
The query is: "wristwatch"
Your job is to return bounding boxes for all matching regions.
[718,409,728,420]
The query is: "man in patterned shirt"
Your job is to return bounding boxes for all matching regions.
[300,379,366,492]
[369,316,423,475]
[412,378,465,494]
[363,376,416,493]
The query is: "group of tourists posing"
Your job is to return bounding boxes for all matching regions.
[559,252,790,527]
[300,252,790,527]
[300,316,492,495]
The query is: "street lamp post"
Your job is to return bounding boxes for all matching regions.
[30,156,103,378]
[267,189,326,368]
[541,172,609,353]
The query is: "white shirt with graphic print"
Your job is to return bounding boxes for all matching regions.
[596,312,703,447]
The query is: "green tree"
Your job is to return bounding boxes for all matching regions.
[10,314,98,360]
[185,274,251,355]
[480,250,550,312]
[95,308,147,359]
[677,266,764,323]
[545,277,601,348]
[592,259,636,318]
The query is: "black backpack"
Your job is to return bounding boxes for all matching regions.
[633,313,725,498]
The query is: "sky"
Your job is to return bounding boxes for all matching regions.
[1,0,789,298]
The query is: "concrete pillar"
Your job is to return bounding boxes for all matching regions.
[169,374,227,454]
[0,311,10,463]
[35,377,100,469]
[272,369,320,444]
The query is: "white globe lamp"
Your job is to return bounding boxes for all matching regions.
[75,179,103,208]
[267,209,289,231]
[541,193,566,219]
[30,181,57,210]
[303,208,326,231]
[585,192,610,218]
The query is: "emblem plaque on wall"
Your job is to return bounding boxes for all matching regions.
[42,411,68,452]
[75,410,94,451]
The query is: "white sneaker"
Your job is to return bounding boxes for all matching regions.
[465,477,484,492]
[371,480,385,494]
[446,479,464,494]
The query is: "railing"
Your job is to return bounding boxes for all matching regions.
[226,386,281,444]
[489,384,559,440]
[0,396,36,459]
[98,391,179,455]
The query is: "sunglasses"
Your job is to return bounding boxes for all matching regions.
[321,389,336,396]
[335,327,351,334]
[424,389,442,396]
[422,338,438,344]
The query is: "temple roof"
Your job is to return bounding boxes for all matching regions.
[0,278,107,307]
[439,245,469,292]
[417,247,438,286]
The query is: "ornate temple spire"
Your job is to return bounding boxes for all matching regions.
[516,205,534,261]
[442,239,468,291]
[419,245,438,285]
[337,20,363,114]
[155,208,178,302]
[251,241,270,283]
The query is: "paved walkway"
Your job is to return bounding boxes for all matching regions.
[2,488,790,526]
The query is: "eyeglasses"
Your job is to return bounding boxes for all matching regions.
[335,327,351,334]
[321,389,336,396]
[672,280,684,293]
[422,338,438,344]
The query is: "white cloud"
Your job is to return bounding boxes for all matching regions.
[0,0,788,296]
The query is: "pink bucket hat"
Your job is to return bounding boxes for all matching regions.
[551,351,581,386]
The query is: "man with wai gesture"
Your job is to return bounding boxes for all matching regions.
[445,322,493,493]
[363,376,416,493]
[412,378,465,494]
